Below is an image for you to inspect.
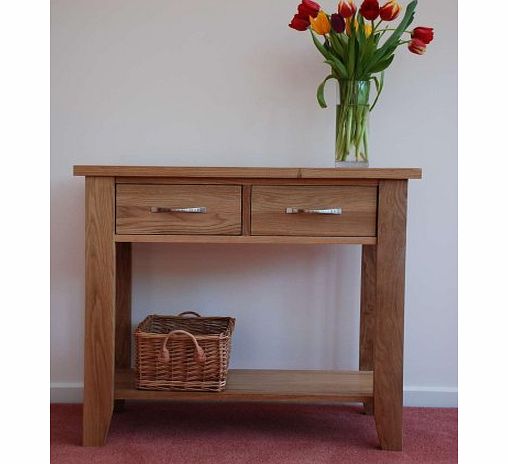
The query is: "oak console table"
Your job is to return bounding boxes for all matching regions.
[74,165,421,450]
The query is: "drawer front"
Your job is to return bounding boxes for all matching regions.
[116,184,242,235]
[251,186,377,237]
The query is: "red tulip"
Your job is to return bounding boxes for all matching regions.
[411,27,434,44]
[359,0,380,21]
[298,0,321,19]
[338,1,356,19]
[331,13,346,33]
[408,38,426,55]
[289,13,311,31]
[379,1,400,21]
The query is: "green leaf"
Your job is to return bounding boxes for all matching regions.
[357,29,377,79]
[362,0,416,76]
[370,72,384,111]
[373,32,382,47]
[355,17,367,78]
[328,31,345,57]
[324,59,347,78]
[310,29,332,61]
[369,54,395,73]
[347,34,355,78]
[316,74,337,108]
[357,15,367,46]
[375,0,417,58]
[337,33,348,50]
[310,30,348,77]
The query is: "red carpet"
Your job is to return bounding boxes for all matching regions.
[51,402,457,463]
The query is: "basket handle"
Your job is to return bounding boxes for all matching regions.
[177,311,202,318]
[158,330,206,364]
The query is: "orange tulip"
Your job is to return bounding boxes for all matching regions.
[310,10,331,35]
[379,1,401,21]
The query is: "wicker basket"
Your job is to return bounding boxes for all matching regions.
[135,311,235,392]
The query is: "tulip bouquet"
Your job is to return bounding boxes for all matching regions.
[289,0,434,166]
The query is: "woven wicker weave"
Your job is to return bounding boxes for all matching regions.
[135,311,235,392]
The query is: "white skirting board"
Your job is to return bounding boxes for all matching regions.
[50,383,84,404]
[403,386,458,407]
[50,383,458,407]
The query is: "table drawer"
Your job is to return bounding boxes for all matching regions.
[251,186,377,237]
[116,184,242,235]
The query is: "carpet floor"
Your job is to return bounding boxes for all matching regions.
[51,402,457,464]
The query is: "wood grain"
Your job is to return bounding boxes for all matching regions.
[73,165,422,179]
[301,168,420,179]
[115,177,380,186]
[360,245,377,416]
[251,186,377,237]
[115,369,373,403]
[83,177,116,446]
[116,184,242,235]
[373,180,408,451]
[114,234,377,245]
[242,185,252,235]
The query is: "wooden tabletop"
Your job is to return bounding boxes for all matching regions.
[73,166,422,179]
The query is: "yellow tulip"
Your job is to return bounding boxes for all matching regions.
[310,10,331,35]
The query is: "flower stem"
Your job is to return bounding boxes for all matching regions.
[376,29,412,34]
[335,80,370,164]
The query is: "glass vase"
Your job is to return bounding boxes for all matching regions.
[335,80,370,168]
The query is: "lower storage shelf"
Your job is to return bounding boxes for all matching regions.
[115,368,373,403]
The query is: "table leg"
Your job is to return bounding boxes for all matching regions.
[83,177,116,446]
[114,242,132,412]
[373,180,407,451]
[360,244,376,415]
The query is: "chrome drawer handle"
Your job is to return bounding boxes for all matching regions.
[150,207,207,214]
[285,207,342,215]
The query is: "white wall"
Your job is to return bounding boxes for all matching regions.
[51,0,457,406]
